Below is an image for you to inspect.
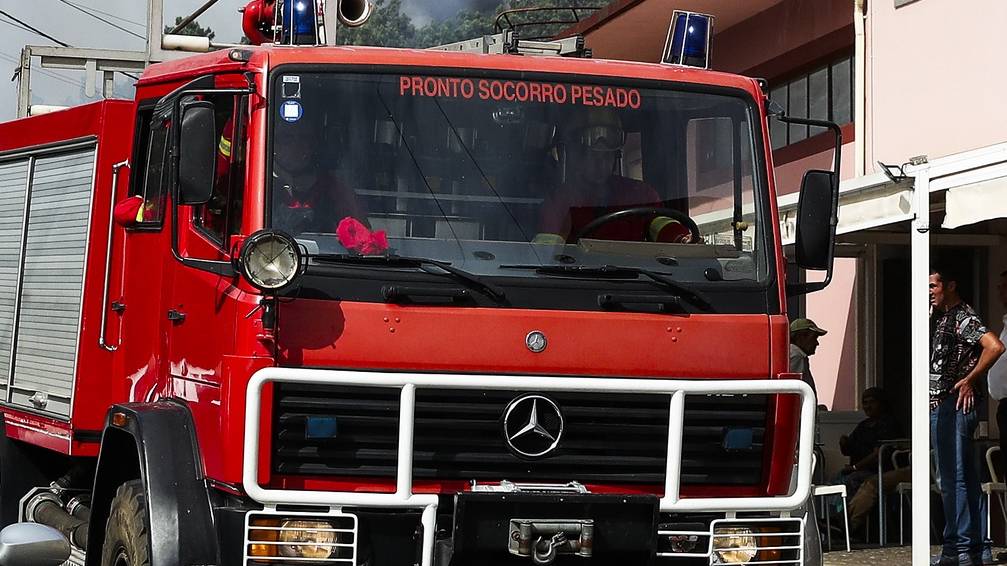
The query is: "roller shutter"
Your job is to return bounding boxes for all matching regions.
[8,148,95,416]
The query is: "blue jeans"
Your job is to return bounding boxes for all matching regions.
[931,393,982,556]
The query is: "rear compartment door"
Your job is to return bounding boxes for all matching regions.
[4,146,97,416]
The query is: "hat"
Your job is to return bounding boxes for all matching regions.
[563,108,625,151]
[790,318,827,335]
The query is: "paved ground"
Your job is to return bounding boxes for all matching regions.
[823,546,914,565]
[823,546,1007,565]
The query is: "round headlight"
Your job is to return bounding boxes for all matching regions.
[277,519,335,559]
[239,230,302,291]
[712,527,757,565]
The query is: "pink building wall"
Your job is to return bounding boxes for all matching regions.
[774,139,855,198]
[866,0,1007,164]
[806,257,860,410]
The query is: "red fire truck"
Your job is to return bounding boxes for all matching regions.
[0,2,839,565]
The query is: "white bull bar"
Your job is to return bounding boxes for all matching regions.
[243,368,816,566]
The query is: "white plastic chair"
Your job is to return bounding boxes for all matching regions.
[896,449,940,545]
[894,449,912,545]
[812,453,851,552]
[982,446,1007,544]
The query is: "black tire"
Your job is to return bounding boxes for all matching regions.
[100,480,151,566]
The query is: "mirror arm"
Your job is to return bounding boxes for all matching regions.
[180,256,237,277]
[787,279,830,296]
[774,115,842,178]
[776,116,843,297]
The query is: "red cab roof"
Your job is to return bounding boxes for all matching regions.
[139,45,761,96]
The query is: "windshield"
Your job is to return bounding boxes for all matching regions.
[269,71,771,290]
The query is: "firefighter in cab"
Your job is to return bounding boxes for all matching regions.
[535,107,697,244]
[271,116,366,236]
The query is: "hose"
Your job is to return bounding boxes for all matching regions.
[27,492,88,550]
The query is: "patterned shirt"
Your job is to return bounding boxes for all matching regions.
[930,302,988,407]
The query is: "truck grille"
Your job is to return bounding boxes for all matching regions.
[271,384,767,486]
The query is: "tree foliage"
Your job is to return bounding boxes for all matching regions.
[165,16,216,41]
[337,0,607,48]
[337,0,417,47]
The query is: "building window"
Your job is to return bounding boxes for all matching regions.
[769,53,854,150]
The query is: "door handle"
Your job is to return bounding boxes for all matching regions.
[99,160,129,352]
[168,309,186,323]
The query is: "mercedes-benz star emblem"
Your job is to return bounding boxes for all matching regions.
[502,394,564,458]
[525,330,547,353]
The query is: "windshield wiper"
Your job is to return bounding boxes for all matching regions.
[500,264,712,311]
[311,254,506,303]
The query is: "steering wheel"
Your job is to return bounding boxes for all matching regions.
[573,207,701,243]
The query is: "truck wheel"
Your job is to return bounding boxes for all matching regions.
[101,480,151,566]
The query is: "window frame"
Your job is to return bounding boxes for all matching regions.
[127,101,171,231]
[262,64,783,309]
[768,51,854,151]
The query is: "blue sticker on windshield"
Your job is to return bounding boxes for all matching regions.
[280,100,303,122]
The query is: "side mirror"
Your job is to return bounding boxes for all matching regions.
[177,101,217,206]
[789,169,839,295]
[0,523,70,566]
[795,170,837,270]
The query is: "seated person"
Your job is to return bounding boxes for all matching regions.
[272,117,366,236]
[534,108,694,245]
[836,388,901,500]
[845,460,911,537]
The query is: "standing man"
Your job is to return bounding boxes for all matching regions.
[985,269,1007,564]
[930,267,1005,566]
[790,318,827,398]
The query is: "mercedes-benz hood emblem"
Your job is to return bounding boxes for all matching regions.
[525,330,547,353]
[502,394,564,458]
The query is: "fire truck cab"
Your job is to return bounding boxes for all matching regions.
[0,3,839,566]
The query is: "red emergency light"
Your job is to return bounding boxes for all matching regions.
[242,0,277,45]
[241,0,372,45]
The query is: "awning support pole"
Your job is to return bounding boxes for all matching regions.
[908,162,931,566]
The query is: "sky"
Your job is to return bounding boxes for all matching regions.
[0,0,495,122]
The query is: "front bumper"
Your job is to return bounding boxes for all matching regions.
[242,368,815,565]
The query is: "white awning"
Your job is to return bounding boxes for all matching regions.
[693,173,910,246]
[776,172,911,246]
[942,173,1007,229]
[695,142,1007,246]
[780,142,1007,240]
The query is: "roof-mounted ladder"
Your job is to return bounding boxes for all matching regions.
[429,30,590,58]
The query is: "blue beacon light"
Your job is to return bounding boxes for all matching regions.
[281,0,318,45]
[663,11,714,69]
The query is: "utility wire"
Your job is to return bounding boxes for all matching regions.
[0,9,138,80]
[0,9,70,47]
[55,0,145,40]
[0,14,37,36]
[62,1,145,29]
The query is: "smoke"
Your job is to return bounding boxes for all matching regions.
[402,0,501,26]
